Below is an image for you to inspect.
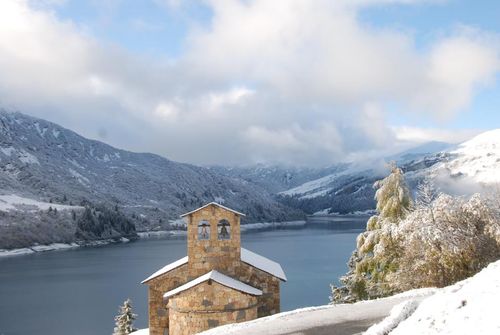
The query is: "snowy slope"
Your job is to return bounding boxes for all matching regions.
[279,170,348,197]
[387,259,500,334]
[434,129,500,184]
[275,129,499,215]
[0,110,303,229]
[0,194,82,212]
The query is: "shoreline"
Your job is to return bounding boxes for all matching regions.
[0,237,131,258]
[0,219,357,258]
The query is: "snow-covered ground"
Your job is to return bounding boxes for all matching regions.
[0,194,82,212]
[0,239,130,258]
[131,259,499,335]
[198,259,499,334]
[0,243,80,257]
[196,288,436,335]
[279,171,346,198]
[384,259,500,334]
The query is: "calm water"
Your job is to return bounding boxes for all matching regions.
[0,218,365,335]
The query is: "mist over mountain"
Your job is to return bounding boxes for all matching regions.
[1,109,497,249]
[222,131,499,216]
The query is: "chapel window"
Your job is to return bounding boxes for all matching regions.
[217,219,231,240]
[198,220,210,240]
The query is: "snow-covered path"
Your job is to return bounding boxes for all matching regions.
[198,289,436,335]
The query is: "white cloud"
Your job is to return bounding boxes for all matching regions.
[393,126,482,144]
[242,123,344,166]
[0,0,498,166]
[417,29,500,119]
[154,101,180,121]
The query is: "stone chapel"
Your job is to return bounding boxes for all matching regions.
[141,202,287,335]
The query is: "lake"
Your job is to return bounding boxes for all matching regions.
[0,217,366,335]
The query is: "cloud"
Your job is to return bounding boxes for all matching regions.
[242,124,344,165]
[0,0,498,166]
[392,126,482,144]
[416,28,500,119]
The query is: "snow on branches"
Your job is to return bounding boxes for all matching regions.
[374,164,413,222]
[331,166,500,304]
[113,299,138,335]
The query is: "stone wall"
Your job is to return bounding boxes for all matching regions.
[167,281,258,335]
[147,264,189,335]
[185,204,281,316]
[186,205,241,279]
[144,203,283,334]
[234,262,281,316]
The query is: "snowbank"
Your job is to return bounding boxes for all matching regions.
[130,329,149,335]
[364,300,419,335]
[198,288,436,335]
[387,259,500,334]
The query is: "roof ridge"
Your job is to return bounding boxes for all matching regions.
[141,256,189,284]
[163,270,262,299]
[180,202,246,217]
[241,248,287,281]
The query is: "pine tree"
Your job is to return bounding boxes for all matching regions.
[373,163,413,221]
[331,170,500,304]
[113,299,137,335]
[330,164,412,303]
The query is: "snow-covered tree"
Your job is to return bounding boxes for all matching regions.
[373,163,413,221]
[113,299,137,335]
[394,193,500,290]
[331,165,411,303]
[330,166,500,304]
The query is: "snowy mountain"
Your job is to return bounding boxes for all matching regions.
[210,164,347,194]
[432,129,500,184]
[236,130,499,215]
[214,154,448,215]
[0,110,303,246]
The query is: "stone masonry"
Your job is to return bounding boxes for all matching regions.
[142,202,286,335]
[167,281,258,335]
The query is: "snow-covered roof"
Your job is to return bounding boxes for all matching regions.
[241,248,287,281]
[180,202,246,217]
[163,270,262,299]
[141,256,189,284]
[141,248,286,284]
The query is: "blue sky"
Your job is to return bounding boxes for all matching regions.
[0,0,499,165]
[52,0,212,57]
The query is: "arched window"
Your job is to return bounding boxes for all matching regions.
[217,219,231,240]
[198,220,210,240]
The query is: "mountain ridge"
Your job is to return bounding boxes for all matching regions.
[0,109,304,249]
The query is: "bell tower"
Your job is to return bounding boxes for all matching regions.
[181,202,244,279]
